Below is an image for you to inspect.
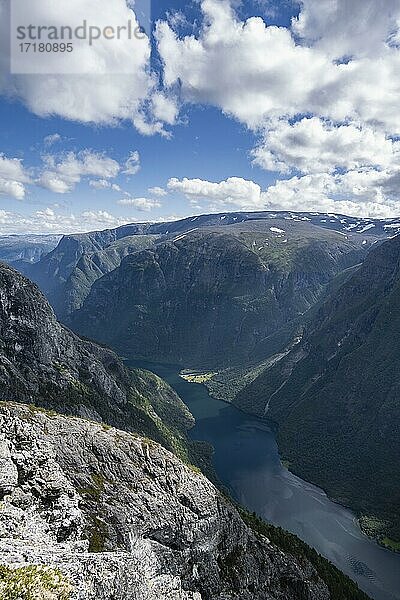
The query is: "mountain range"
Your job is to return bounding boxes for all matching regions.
[0,234,60,265]
[71,220,371,366]
[17,210,396,324]
[0,261,369,599]
[19,211,391,368]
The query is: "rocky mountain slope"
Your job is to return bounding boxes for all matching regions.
[235,234,400,546]
[71,218,375,367]
[19,226,159,319]
[19,211,393,323]
[0,402,334,600]
[0,262,370,599]
[0,261,196,461]
[57,234,160,319]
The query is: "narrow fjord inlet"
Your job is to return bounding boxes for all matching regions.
[2,211,400,599]
[2,0,400,595]
[130,361,400,600]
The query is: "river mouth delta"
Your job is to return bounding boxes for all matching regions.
[129,360,400,600]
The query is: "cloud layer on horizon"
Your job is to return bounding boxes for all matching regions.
[1,0,400,226]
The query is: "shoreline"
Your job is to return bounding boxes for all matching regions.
[178,368,400,556]
[127,359,400,561]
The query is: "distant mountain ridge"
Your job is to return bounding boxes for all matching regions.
[0,234,61,265]
[70,217,376,367]
[17,210,397,322]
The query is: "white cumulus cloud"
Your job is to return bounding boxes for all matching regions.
[117,197,162,211]
[123,151,141,175]
[253,117,400,175]
[0,154,30,199]
[0,179,26,200]
[148,186,168,197]
[157,0,400,133]
[168,176,263,210]
[293,0,400,59]
[38,150,120,193]
[43,133,62,147]
[156,0,400,217]
[89,179,122,191]
[0,0,175,132]
[262,169,400,218]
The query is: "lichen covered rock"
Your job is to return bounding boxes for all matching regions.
[0,403,329,600]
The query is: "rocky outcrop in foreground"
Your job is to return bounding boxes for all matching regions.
[0,403,330,600]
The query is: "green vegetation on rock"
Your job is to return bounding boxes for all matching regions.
[241,511,370,600]
[381,538,400,552]
[0,565,71,600]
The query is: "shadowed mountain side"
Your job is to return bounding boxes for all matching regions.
[18,210,389,323]
[235,235,400,544]
[71,221,372,368]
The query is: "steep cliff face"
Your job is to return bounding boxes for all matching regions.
[0,402,332,600]
[20,216,249,318]
[0,262,194,458]
[72,222,370,368]
[235,235,400,543]
[22,228,158,319]
[61,235,160,318]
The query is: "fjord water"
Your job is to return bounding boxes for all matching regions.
[129,361,400,600]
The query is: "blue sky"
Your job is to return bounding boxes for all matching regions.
[0,0,400,233]
[0,94,273,217]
